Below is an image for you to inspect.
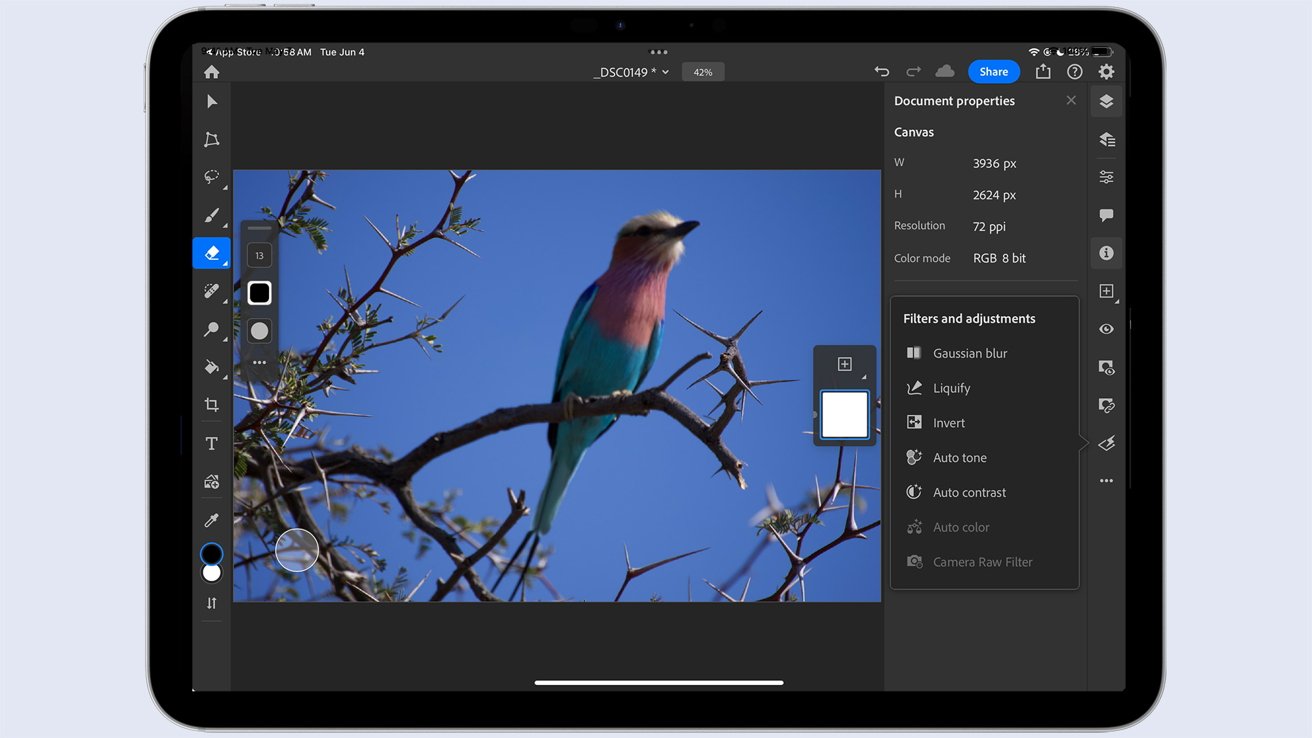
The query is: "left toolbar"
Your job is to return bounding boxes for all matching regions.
[192,60,232,692]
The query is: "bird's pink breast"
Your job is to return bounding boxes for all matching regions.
[589,263,669,347]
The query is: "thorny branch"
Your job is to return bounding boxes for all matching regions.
[244,311,794,601]
[235,170,477,436]
[235,169,821,602]
[755,447,882,602]
[237,169,487,600]
[614,545,708,602]
[430,489,529,601]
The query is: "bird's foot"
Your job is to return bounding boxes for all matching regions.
[562,392,583,421]
[610,389,633,398]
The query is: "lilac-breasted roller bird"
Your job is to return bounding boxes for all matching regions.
[494,211,700,599]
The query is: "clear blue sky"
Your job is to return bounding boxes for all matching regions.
[234,169,881,602]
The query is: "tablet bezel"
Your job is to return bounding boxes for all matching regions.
[147,7,1163,729]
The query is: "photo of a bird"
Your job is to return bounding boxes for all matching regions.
[494,211,699,598]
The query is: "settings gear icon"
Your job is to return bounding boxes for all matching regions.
[1098,63,1115,80]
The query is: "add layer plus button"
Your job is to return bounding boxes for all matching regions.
[968,59,1020,84]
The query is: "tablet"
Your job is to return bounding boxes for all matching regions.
[146,8,1163,729]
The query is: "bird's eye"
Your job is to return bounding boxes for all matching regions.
[634,225,653,236]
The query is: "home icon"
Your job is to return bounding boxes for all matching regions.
[1035,63,1051,80]
[203,65,220,79]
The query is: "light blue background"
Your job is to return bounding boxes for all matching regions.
[2,1,1309,736]
[233,169,882,602]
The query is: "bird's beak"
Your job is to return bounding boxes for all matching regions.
[667,220,700,239]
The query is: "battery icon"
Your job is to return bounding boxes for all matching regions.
[1092,46,1114,56]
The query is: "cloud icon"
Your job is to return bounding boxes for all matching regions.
[935,64,955,78]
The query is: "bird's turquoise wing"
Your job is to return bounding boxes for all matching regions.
[548,283,598,451]
[634,319,663,391]
[552,283,598,403]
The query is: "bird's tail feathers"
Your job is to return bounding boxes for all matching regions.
[532,443,587,534]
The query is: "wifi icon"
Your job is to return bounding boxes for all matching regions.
[1028,47,1041,56]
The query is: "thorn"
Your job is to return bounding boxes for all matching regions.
[730,310,764,342]
[631,546,707,577]
[723,363,762,404]
[623,543,632,570]
[703,578,738,603]
[767,527,803,564]
[439,233,480,259]
[403,570,432,602]
[341,266,354,301]
[673,309,730,345]
[741,576,752,602]
[686,365,724,391]
[437,295,465,320]
[748,378,798,388]
[378,286,420,307]
[847,450,860,533]
[363,215,392,249]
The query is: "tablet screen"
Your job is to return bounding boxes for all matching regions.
[188,41,1129,694]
